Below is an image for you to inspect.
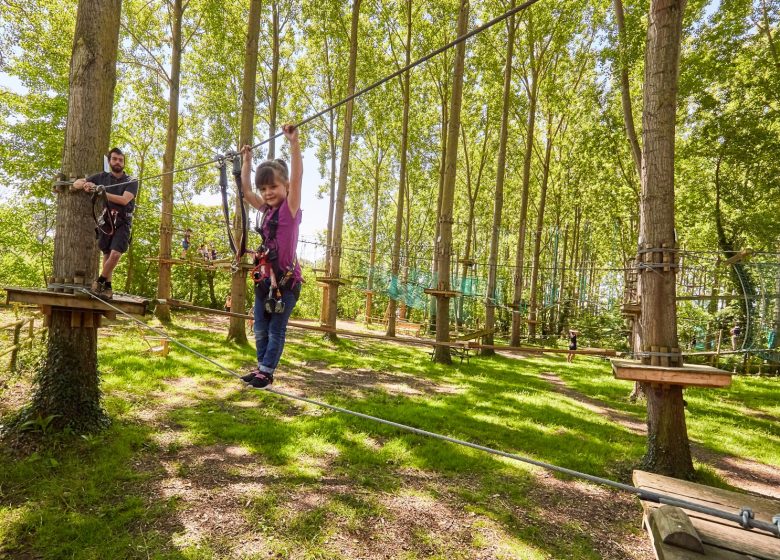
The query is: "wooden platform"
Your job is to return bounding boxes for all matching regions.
[633,470,780,559]
[4,286,148,316]
[611,360,732,388]
[423,288,462,298]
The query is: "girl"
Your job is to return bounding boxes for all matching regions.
[239,124,303,388]
[567,329,578,363]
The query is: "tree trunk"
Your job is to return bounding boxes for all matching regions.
[27,0,121,433]
[387,0,412,338]
[326,0,362,339]
[227,0,262,344]
[511,14,539,346]
[366,156,381,323]
[483,1,515,354]
[267,1,280,159]
[529,130,553,338]
[433,0,469,364]
[321,106,337,325]
[155,0,184,322]
[613,0,642,177]
[639,0,692,478]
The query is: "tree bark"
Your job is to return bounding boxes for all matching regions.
[613,0,642,177]
[640,0,692,478]
[483,0,516,354]
[433,0,469,364]
[387,0,412,338]
[366,152,381,323]
[511,12,539,346]
[227,0,263,344]
[326,0,362,339]
[528,123,553,338]
[155,0,185,322]
[27,0,122,433]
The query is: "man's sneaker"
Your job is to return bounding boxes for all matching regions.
[91,279,105,295]
[248,372,273,388]
[240,370,259,383]
[101,286,113,299]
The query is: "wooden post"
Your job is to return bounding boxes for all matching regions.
[10,321,22,372]
[714,329,722,368]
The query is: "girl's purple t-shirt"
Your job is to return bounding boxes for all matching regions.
[261,198,302,284]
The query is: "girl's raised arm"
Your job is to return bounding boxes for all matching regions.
[283,124,302,218]
[240,145,264,211]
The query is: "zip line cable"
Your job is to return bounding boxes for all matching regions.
[57,0,545,193]
[78,288,780,538]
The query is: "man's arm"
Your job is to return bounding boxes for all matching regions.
[105,191,135,206]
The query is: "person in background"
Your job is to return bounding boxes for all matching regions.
[567,329,578,363]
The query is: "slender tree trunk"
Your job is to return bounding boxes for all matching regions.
[27,0,121,433]
[613,0,642,176]
[511,15,539,345]
[366,158,381,323]
[483,2,515,354]
[155,0,184,322]
[556,225,568,334]
[640,0,692,478]
[387,0,412,338]
[268,1,280,159]
[321,108,337,325]
[433,0,469,364]
[227,0,263,343]
[326,0,362,338]
[529,127,553,338]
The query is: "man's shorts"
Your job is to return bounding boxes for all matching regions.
[97,223,132,254]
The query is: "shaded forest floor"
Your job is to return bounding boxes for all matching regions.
[1,309,778,559]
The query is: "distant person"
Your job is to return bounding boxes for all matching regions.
[567,329,578,363]
[730,323,742,350]
[181,228,192,258]
[197,243,208,260]
[224,294,232,313]
[239,124,303,389]
[210,245,218,261]
[74,147,137,299]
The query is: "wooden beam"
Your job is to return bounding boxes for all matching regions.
[650,506,704,553]
[4,286,147,316]
[611,360,731,388]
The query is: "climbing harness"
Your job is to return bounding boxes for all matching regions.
[91,185,116,236]
[218,152,248,270]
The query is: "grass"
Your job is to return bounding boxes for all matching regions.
[1,308,778,559]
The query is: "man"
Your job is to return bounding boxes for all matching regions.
[73,148,137,299]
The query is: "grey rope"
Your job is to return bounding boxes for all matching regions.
[57,0,546,193]
[79,288,780,538]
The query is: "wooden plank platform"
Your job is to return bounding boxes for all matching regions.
[4,286,148,316]
[633,470,780,560]
[612,360,732,388]
[423,288,462,298]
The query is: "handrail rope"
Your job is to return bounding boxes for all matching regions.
[57,0,546,194]
[78,287,780,537]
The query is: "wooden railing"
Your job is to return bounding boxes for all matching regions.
[1,317,37,372]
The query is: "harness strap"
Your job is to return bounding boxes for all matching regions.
[219,155,248,261]
[91,187,115,236]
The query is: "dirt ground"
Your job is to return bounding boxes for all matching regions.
[5,315,776,559]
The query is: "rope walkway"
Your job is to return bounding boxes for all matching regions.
[81,288,780,538]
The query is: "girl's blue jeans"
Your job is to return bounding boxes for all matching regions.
[253,279,299,376]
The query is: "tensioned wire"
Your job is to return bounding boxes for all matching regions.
[62,0,546,193]
[79,288,780,537]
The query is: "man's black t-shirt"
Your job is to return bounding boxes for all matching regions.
[87,172,138,220]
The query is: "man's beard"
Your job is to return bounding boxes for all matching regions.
[111,164,124,173]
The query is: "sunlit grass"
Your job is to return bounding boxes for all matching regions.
[1,310,776,558]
